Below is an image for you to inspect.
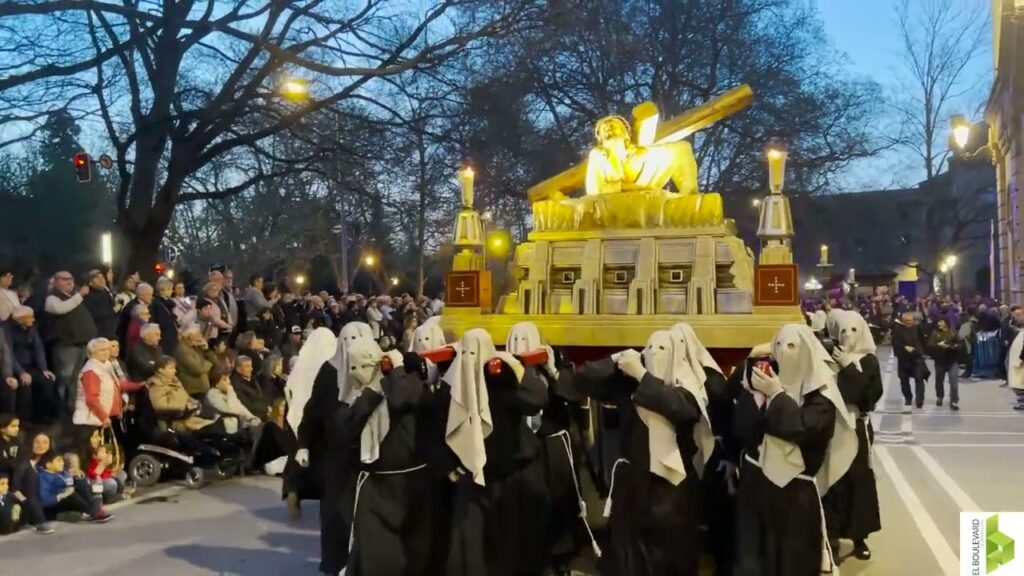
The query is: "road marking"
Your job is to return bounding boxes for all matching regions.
[917,443,1024,448]
[909,445,981,512]
[912,430,1024,436]
[875,445,960,576]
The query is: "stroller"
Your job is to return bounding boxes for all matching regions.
[121,390,250,489]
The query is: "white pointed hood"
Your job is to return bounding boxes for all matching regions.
[443,328,496,486]
[638,330,690,485]
[760,324,857,491]
[828,310,876,371]
[409,321,446,353]
[335,322,374,401]
[344,338,390,464]
[669,322,720,475]
[505,321,543,355]
[285,328,338,434]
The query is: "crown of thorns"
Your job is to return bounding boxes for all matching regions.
[594,115,632,141]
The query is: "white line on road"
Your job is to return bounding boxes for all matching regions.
[908,445,981,512]
[874,445,960,576]
[912,430,1024,436]
[916,443,1024,448]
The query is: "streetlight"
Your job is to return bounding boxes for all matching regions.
[100,232,113,265]
[278,76,310,103]
[950,114,971,150]
[942,254,958,294]
[390,276,399,287]
[363,254,376,267]
[752,198,761,208]
[294,274,306,287]
[165,268,175,280]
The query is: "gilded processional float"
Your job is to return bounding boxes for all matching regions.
[440,84,802,365]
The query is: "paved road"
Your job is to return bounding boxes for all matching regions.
[1,347,1021,576]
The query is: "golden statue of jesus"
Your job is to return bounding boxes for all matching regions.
[584,115,699,196]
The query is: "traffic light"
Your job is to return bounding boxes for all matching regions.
[154,262,165,276]
[73,153,91,183]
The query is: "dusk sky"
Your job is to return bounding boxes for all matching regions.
[816,0,993,190]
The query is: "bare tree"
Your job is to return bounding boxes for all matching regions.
[0,0,542,274]
[892,0,988,180]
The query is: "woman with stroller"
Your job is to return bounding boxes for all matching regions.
[73,338,144,451]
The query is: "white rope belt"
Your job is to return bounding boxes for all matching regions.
[547,429,602,558]
[743,453,839,575]
[347,463,428,553]
[601,458,631,519]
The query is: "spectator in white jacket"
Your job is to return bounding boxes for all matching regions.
[204,368,261,430]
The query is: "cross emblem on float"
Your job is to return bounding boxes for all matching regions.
[456,282,471,298]
[768,277,785,294]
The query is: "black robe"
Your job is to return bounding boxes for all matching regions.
[822,355,883,542]
[573,358,703,576]
[699,368,738,576]
[534,358,594,568]
[443,361,550,576]
[732,361,838,576]
[301,362,354,575]
[343,365,440,576]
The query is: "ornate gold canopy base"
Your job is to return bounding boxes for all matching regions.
[439,306,803,349]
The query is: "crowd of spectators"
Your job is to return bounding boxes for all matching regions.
[0,263,445,536]
[804,288,1024,411]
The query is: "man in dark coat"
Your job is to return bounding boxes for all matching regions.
[6,306,58,425]
[82,270,118,341]
[892,311,926,409]
[126,324,163,382]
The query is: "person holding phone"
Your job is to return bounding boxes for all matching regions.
[822,310,883,561]
[733,324,857,576]
[572,327,724,576]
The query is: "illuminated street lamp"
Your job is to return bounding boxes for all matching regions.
[363,254,376,267]
[752,198,761,208]
[950,114,970,150]
[165,268,175,280]
[944,254,958,269]
[278,76,310,102]
[100,232,113,265]
[390,276,399,287]
[294,274,306,287]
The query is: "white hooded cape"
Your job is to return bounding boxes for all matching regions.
[670,322,721,477]
[284,328,338,435]
[760,324,857,492]
[442,328,496,486]
[827,310,877,372]
[344,339,390,464]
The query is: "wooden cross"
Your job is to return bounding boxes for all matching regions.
[455,281,472,298]
[768,277,785,294]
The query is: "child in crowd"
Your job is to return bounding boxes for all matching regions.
[36,452,112,523]
[87,444,127,503]
[0,415,20,477]
[64,453,84,480]
[204,368,261,432]
[0,472,21,535]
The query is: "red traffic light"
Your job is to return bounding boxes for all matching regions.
[73,153,91,183]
